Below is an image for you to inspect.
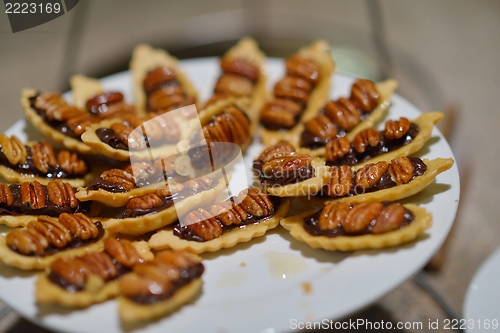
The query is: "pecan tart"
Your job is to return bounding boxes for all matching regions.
[130,44,198,116]
[205,37,267,124]
[100,176,228,236]
[0,180,93,228]
[323,112,444,169]
[281,201,431,251]
[21,88,99,154]
[148,188,291,253]
[259,40,335,142]
[306,157,454,205]
[252,142,331,197]
[36,238,153,308]
[118,250,203,322]
[76,157,186,207]
[0,213,109,270]
[0,134,94,187]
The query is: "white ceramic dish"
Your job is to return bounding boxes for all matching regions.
[463,247,500,333]
[0,57,460,333]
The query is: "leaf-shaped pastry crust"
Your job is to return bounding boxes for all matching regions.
[148,198,290,253]
[100,177,228,236]
[304,157,454,205]
[35,241,152,308]
[259,40,335,146]
[118,279,202,323]
[280,204,431,251]
[130,44,198,116]
[80,117,179,162]
[21,88,94,154]
[262,79,398,151]
[0,230,109,271]
[210,37,268,123]
[265,158,330,197]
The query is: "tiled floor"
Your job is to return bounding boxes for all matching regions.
[0,1,498,332]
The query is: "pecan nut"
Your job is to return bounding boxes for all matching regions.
[143,66,176,94]
[318,201,351,230]
[325,165,353,197]
[147,86,185,111]
[389,157,415,185]
[29,216,71,249]
[6,227,48,255]
[355,161,389,190]
[237,188,273,217]
[110,123,134,148]
[203,106,250,146]
[371,203,407,234]
[352,128,381,153]
[0,134,27,165]
[384,117,411,140]
[324,98,360,131]
[304,114,338,140]
[34,93,85,122]
[50,257,92,287]
[155,250,200,269]
[274,76,311,104]
[20,181,46,209]
[126,193,162,210]
[325,137,351,163]
[350,79,379,112]
[58,213,99,241]
[57,150,88,176]
[343,202,384,233]
[81,251,118,280]
[105,238,143,268]
[184,208,223,241]
[100,169,136,191]
[210,200,248,226]
[47,179,78,208]
[31,140,57,174]
[65,114,100,136]
[256,142,296,164]
[261,154,311,178]
[260,98,302,129]
[0,184,13,206]
[214,73,254,97]
[220,57,259,81]
[119,266,172,297]
[285,55,320,84]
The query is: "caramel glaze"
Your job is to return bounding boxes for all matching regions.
[0,146,76,179]
[173,196,280,242]
[304,202,414,237]
[9,222,104,257]
[319,157,427,197]
[327,124,419,167]
[0,184,90,216]
[121,180,216,218]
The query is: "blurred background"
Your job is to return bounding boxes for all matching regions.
[0,1,499,332]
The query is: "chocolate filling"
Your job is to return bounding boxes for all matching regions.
[9,222,104,257]
[29,94,79,139]
[128,262,204,304]
[0,146,81,179]
[47,256,130,293]
[320,157,427,198]
[303,202,414,237]
[326,123,420,167]
[173,196,281,242]
[121,180,217,218]
[95,128,129,151]
[0,184,91,217]
[257,164,315,187]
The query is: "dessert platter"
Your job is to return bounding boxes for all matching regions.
[0,38,459,333]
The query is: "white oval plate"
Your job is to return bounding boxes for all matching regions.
[0,57,460,333]
[463,247,500,333]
